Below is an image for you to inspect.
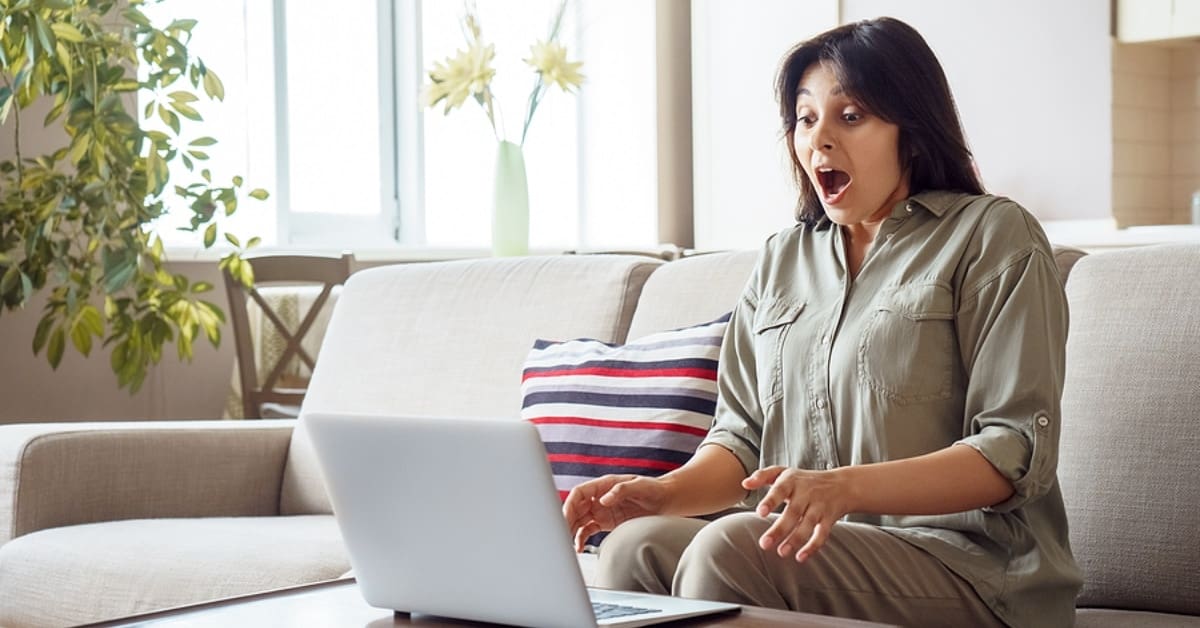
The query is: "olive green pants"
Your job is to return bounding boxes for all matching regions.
[595,513,1007,628]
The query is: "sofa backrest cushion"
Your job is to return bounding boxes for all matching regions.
[626,246,1084,341]
[626,251,760,339]
[281,255,661,515]
[1058,243,1200,614]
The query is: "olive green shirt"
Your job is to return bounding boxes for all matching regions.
[703,190,1082,628]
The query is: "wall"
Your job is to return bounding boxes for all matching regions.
[693,0,1113,250]
[1111,43,1200,227]
[0,261,237,423]
[1112,43,1175,226]
[1170,46,1200,225]
[691,0,838,250]
[840,0,1112,222]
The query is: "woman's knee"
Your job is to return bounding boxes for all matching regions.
[680,512,770,564]
[673,512,779,604]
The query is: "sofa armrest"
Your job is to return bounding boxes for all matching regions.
[0,420,295,544]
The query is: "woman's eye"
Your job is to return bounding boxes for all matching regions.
[798,114,816,127]
[843,112,863,123]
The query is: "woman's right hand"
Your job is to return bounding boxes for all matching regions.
[563,474,671,553]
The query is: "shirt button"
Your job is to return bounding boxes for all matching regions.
[905,202,915,214]
[816,399,827,409]
[821,334,830,345]
[885,233,895,241]
[1036,415,1050,428]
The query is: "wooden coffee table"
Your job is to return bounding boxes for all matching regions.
[85,578,897,627]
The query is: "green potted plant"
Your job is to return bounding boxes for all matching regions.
[0,0,265,392]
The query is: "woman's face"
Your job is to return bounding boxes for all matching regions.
[794,62,909,227]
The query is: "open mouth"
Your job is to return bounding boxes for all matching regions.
[815,168,851,203]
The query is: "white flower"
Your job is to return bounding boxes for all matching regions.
[423,43,496,115]
[524,40,585,93]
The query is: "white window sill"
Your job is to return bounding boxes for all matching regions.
[163,244,673,264]
[1039,219,1200,251]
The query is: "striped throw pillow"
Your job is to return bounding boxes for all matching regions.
[521,313,731,545]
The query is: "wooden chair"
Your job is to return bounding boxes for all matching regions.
[222,253,354,419]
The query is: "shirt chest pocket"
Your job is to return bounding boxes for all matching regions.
[857,283,957,405]
[753,298,805,406]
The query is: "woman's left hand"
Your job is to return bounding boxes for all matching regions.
[741,466,856,563]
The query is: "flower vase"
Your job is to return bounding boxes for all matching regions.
[492,140,529,257]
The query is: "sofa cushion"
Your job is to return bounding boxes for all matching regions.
[1059,244,1200,615]
[522,314,730,547]
[1076,608,1200,628]
[284,255,662,515]
[626,251,760,339]
[0,515,348,627]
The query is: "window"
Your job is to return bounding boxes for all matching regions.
[143,0,656,251]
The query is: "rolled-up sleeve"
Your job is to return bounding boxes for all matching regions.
[954,245,1068,513]
[702,285,765,477]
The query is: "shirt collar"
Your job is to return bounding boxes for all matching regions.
[899,190,973,218]
[813,190,974,229]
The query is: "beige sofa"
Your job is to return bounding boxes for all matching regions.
[0,245,1197,627]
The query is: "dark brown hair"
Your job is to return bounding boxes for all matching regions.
[777,17,984,226]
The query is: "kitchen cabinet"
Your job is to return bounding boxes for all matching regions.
[1117,0,1200,42]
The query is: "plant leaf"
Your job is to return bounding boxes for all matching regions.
[21,272,32,302]
[80,304,104,336]
[158,106,180,134]
[50,23,86,44]
[70,315,94,356]
[168,91,198,103]
[33,315,55,354]
[0,85,12,125]
[167,18,199,32]
[189,136,217,147]
[54,41,72,76]
[248,188,269,201]
[48,327,65,369]
[0,265,19,297]
[202,70,225,101]
[34,14,56,56]
[170,100,201,121]
[224,232,240,247]
[203,223,217,248]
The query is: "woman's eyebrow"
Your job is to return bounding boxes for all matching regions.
[795,85,846,98]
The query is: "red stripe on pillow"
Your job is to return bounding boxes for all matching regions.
[530,416,709,437]
[522,367,717,382]
[547,453,680,471]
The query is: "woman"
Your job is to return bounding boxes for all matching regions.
[563,17,1081,628]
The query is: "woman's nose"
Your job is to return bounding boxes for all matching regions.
[808,121,834,152]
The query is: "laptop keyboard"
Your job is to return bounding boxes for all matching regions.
[592,601,661,620]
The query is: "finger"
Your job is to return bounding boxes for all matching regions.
[795,519,832,563]
[742,465,786,490]
[598,476,639,507]
[760,497,806,552]
[754,471,793,517]
[779,510,819,559]
[563,490,595,532]
[574,521,601,553]
[565,475,626,527]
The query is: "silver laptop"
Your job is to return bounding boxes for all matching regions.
[305,412,740,628]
